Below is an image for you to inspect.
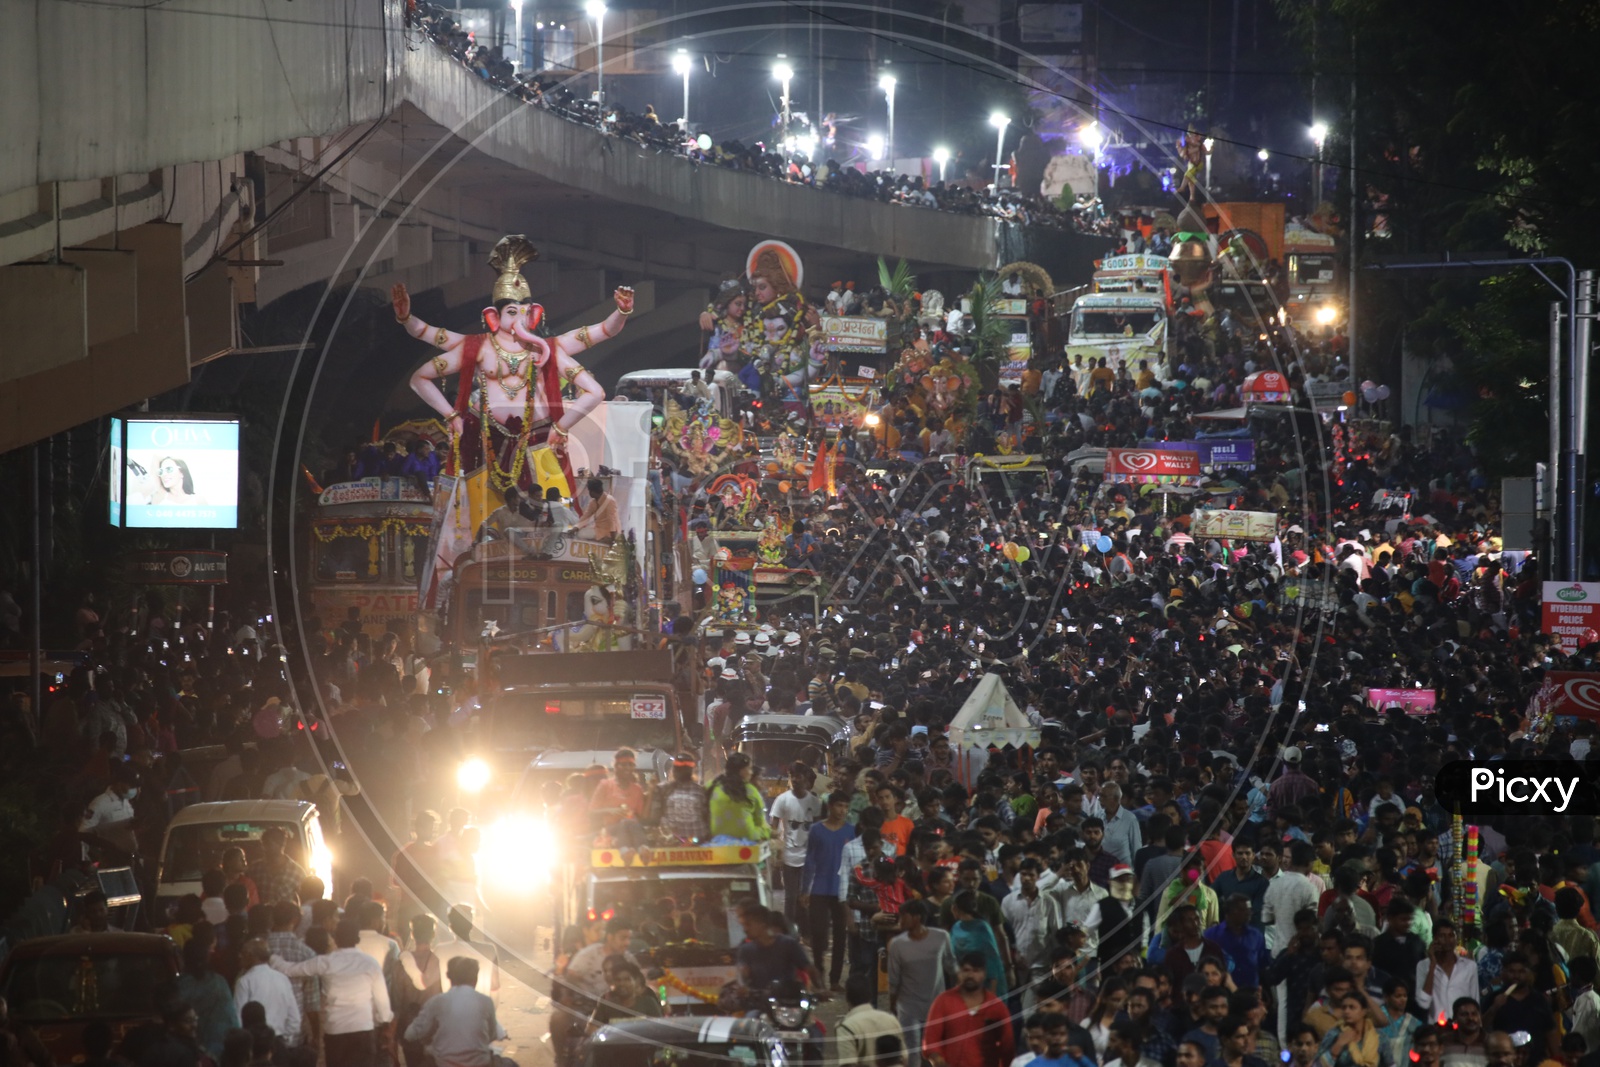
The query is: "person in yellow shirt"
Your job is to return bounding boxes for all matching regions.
[1135,360,1157,391]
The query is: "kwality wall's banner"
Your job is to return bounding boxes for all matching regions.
[1543,582,1600,652]
[1544,672,1600,720]
[1103,448,1203,484]
[1366,688,1437,715]
[1191,509,1279,542]
[1164,439,1257,470]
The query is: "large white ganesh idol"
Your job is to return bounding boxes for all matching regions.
[393,235,634,488]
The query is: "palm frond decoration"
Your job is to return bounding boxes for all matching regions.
[877,256,918,302]
[964,274,1011,367]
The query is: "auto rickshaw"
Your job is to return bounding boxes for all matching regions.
[729,715,850,798]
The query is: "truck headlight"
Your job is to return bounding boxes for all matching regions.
[456,758,492,793]
[480,815,556,890]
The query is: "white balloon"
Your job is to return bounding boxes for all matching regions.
[1362,386,1379,403]
[1375,384,1391,400]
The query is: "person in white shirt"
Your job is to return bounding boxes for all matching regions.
[1087,783,1141,866]
[273,920,392,1067]
[355,900,402,980]
[78,772,139,856]
[405,957,510,1067]
[437,907,500,1001]
[1262,843,1321,955]
[235,940,302,1047]
[1414,920,1479,1018]
[770,764,823,926]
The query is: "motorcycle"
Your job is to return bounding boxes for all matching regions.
[757,980,825,1067]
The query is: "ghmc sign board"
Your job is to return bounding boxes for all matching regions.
[1543,581,1600,652]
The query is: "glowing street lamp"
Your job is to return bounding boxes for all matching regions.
[1202,136,1215,192]
[1079,121,1103,154]
[585,0,606,104]
[773,56,794,138]
[866,133,886,162]
[879,72,897,172]
[508,0,523,70]
[1309,121,1328,203]
[671,49,693,126]
[932,146,951,182]
[990,111,1011,190]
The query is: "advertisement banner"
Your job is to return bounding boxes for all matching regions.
[1366,688,1437,715]
[1200,439,1255,468]
[121,416,240,529]
[1165,440,1257,469]
[317,477,431,507]
[1546,672,1600,720]
[109,417,123,527]
[1191,509,1279,542]
[1544,582,1600,652]
[820,315,889,353]
[1000,343,1031,386]
[1104,448,1202,480]
[807,381,875,430]
[125,550,229,584]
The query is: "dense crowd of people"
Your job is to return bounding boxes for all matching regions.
[405,0,1113,236]
[0,209,1566,1067]
[546,240,1576,1067]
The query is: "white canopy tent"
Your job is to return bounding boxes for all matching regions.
[947,672,1040,786]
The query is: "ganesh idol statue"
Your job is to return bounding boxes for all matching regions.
[393,234,634,492]
[700,240,824,401]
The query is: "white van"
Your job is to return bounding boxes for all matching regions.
[615,368,745,420]
[155,800,334,912]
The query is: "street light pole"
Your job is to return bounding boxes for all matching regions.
[508,0,522,70]
[990,112,1010,191]
[1309,121,1328,206]
[879,72,897,174]
[672,49,692,127]
[773,57,793,142]
[585,0,606,105]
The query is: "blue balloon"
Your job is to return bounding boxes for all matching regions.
[1096,535,1113,553]
[692,568,709,586]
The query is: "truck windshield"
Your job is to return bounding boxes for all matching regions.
[490,692,677,753]
[162,821,305,883]
[1073,309,1162,336]
[592,872,755,948]
[737,739,824,784]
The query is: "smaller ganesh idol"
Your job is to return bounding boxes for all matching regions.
[394,234,634,492]
[699,277,749,373]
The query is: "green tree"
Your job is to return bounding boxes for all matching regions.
[1274,0,1600,475]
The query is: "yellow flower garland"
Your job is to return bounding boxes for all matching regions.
[311,518,433,543]
[656,968,719,1004]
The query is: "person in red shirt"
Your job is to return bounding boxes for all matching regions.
[875,784,915,857]
[922,954,1015,1067]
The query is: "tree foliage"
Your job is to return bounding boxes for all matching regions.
[1273,0,1600,474]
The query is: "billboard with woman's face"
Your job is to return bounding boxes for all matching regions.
[112,416,240,529]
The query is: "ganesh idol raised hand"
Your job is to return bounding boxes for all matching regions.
[394,235,632,467]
